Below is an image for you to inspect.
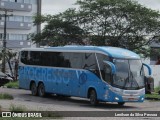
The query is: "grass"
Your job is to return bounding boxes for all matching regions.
[9,104,27,112]
[154,86,160,93]
[145,93,160,99]
[4,81,19,88]
[0,93,13,100]
[145,86,160,100]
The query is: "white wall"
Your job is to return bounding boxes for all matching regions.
[148,65,160,88]
[142,58,160,88]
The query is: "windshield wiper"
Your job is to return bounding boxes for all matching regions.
[123,71,140,89]
[130,71,139,89]
[123,76,129,89]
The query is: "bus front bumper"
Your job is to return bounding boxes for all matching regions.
[103,86,145,102]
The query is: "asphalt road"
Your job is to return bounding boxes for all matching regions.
[0,87,160,120]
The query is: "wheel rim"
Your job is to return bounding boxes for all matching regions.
[39,84,45,96]
[90,91,96,105]
[31,83,37,95]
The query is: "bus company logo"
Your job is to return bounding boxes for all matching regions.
[79,73,87,85]
[2,112,11,117]
[1,112,42,118]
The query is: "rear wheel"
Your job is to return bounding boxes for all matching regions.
[89,90,98,105]
[30,82,37,96]
[38,83,46,97]
[118,102,125,106]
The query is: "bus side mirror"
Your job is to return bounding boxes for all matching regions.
[103,61,116,74]
[143,63,152,76]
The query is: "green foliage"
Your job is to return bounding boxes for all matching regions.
[31,10,87,46]
[9,104,26,112]
[145,94,160,99]
[32,0,160,56]
[0,49,16,60]
[33,14,47,25]
[75,0,160,55]
[0,93,13,100]
[5,81,19,88]
[6,50,16,60]
[155,86,160,93]
[0,49,17,75]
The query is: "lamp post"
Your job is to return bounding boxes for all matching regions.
[0,9,12,73]
[1,10,7,73]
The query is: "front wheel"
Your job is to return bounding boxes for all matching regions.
[38,83,46,97]
[89,90,98,105]
[118,102,125,106]
[30,82,37,96]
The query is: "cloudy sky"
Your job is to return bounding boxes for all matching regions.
[42,0,160,15]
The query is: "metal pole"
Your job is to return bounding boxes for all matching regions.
[1,10,7,73]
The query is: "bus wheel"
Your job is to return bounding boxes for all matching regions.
[38,83,46,97]
[31,82,37,96]
[118,102,125,106]
[89,90,98,105]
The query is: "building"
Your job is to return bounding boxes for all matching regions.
[0,0,41,51]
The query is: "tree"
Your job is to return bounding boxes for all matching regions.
[32,0,160,56]
[75,0,160,55]
[31,11,87,46]
[0,49,16,77]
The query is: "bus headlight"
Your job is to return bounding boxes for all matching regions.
[109,86,123,95]
[141,97,144,101]
[115,97,119,101]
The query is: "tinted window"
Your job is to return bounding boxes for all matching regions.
[29,51,41,65]
[69,53,84,68]
[21,51,104,79]
[21,51,28,64]
[21,51,84,69]
[83,53,96,69]
[96,53,111,82]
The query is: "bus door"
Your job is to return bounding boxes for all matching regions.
[77,71,87,97]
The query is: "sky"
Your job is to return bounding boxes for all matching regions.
[42,0,160,15]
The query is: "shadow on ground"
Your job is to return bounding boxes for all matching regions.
[17,93,137,110]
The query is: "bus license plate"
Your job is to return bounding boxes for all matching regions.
[128,98,135,101]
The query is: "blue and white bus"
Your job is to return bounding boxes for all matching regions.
[18,46,151,105]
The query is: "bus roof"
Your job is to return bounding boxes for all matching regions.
[21,46,140,59]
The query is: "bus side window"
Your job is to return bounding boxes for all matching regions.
[62,53,71,67]
[83,53,99,75]
[96,53,111,83]
[29,51,41,65]
[104,64,112,84]
[21,51,28,64]
[69,53,83,68]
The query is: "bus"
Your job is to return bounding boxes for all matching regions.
[18,46,151,105]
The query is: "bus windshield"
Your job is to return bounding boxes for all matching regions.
[113,59,144,90]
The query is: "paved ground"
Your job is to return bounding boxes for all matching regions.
[0,87,160,120]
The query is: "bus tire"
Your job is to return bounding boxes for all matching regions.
[30,82,37,96]
[38,83,46,97]
[118,102,125,106]
[89,90,98,105]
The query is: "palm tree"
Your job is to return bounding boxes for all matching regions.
[0,49,17,78]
